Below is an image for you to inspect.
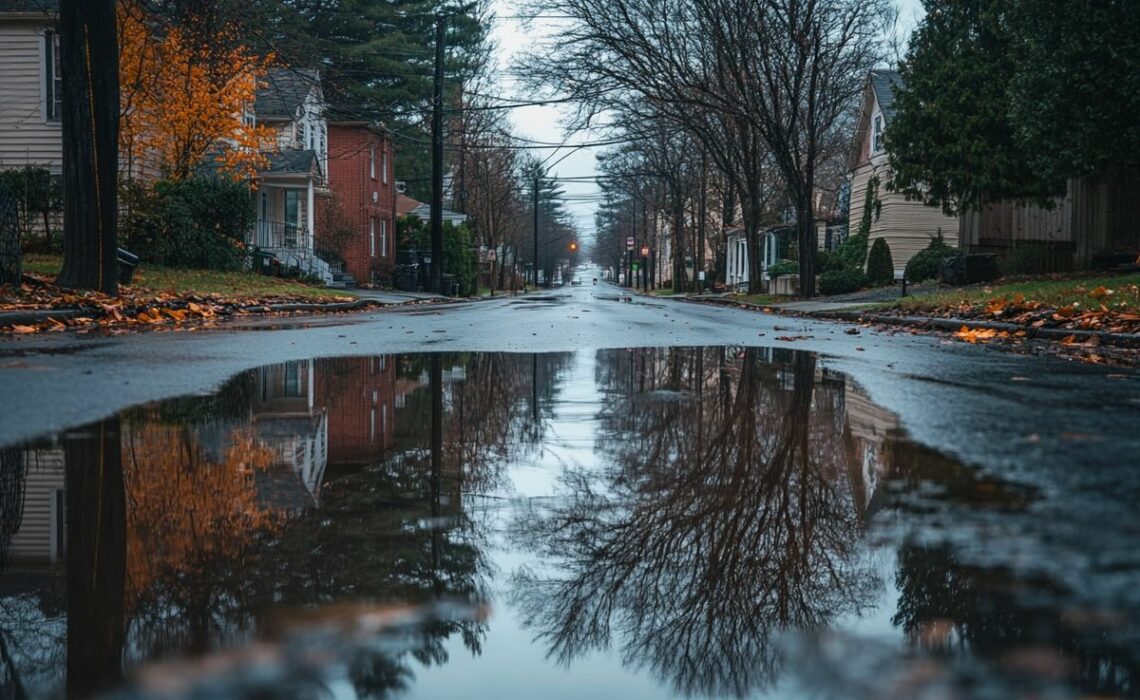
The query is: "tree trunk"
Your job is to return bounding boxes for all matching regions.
[65,416,126,698]
[672,193,686,293]
[744,183,764,293]
[796,174,817,298]
[0,180,20,286]
[55,0,119,294]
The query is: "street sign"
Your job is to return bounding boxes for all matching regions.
[698,271,706,281]
[626,236,635,250]
[631,263,639,271]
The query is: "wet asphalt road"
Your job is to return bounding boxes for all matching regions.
[1,277,1138,463]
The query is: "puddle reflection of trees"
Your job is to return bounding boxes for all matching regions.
[0,352,575,699]
[511,347,882,697]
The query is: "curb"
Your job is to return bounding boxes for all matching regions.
[819,311,1140,348]
[0,308,89,326]
[673,294,1140,349]
[0,294,460,332]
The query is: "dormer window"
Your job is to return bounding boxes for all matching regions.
[872,115,884,153]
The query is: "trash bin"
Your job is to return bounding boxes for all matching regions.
[117,247,139,284]
[440,273,456,297]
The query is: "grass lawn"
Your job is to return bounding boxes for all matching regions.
[729,293,782,306]
[22,254,355,300]
[886,272,1140,314]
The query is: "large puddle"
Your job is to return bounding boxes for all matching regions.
[0,349,1135,698]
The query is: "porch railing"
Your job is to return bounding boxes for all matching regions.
[255,220,312,250]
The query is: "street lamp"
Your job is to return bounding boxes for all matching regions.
[639,245,650,292]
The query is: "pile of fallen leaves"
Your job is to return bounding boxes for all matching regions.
[932,285,1140,336]
[0,274,370,335]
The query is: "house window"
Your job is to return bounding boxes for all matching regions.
[873,115,884,153]
[370,217,376,257]
[381,149,388,184]
[380,218,388,257]
[44,31,62,121]
[370,145,376,180]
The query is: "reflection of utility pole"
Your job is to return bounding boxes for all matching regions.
[64,416,126,697]
[533,176,539,287]
[430,355,442,587]
[531,353,538,426]
[430,14,446,295]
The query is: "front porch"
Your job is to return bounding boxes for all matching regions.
[253,176,332,284]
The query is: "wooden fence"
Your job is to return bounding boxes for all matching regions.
[959,168,1140,270]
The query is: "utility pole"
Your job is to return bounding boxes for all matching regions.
[698,149,707,292]
[532,175,539,287]
[430,14,446,295]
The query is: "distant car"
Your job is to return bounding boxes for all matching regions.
[571,277,583,286]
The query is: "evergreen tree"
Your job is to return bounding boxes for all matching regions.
[1008,0,1140,183]
[886,0,1054,214]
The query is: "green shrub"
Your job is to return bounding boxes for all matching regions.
[866,237,895,286]
[121,178,254,271]
[904,231,955,282]
[835,230,868,271]
[397,214,477,295]
[997,245,1069,276]
[819,269,869,296]
[815,249,846,272]
[0,165,61,253]
[766,259,798,278]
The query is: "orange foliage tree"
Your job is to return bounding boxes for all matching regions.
[118,1,277,182]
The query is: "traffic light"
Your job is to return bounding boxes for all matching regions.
[568,241,578,252]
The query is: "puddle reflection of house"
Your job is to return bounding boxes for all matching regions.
[315,356,397,478]
[252,360,328,510]
[842,378,901,518]
[6,447,65,568]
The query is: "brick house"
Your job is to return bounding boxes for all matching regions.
[317,122,397,286]
[315,356,397,477]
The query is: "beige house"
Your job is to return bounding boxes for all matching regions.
[847,70,958,276]
[0,1,61,174]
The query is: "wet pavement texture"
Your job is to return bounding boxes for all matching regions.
[1,345,1139,700]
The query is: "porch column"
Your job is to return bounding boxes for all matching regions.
[306,180,315,252]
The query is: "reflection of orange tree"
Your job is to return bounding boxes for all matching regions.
[121,417,281,655]
[512,348,879,697]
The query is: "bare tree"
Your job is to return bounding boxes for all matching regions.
[521,0,892,296]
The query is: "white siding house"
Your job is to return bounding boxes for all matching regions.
[847,70,959,276]
[251,68,333,283]
[0,2,61,173]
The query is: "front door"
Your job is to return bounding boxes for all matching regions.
[284,190,300,247]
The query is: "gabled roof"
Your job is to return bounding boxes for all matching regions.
[847,69,904,172]
[869,70,903,124]
[263,149,319,176]
[0,0,56,13]
[397,194,467,224]
[255,68,320,122]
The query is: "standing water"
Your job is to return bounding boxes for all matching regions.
[0,348,1135,699]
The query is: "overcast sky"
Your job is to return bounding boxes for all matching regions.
[487,0,927,244]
